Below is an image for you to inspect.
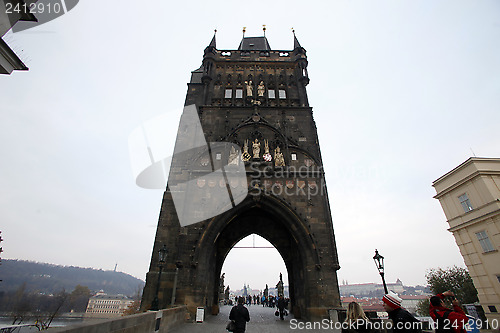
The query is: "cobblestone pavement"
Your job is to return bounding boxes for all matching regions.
[170,304,334,333]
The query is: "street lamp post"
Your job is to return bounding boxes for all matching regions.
[151,244,168,311]
[373,249,388,294]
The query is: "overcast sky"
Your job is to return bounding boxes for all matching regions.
[1,0,499,293]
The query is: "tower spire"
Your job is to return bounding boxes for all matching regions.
[292,28,301,49]
[263,24,266,37]
[242,26,246,38]
[208,29,217,49]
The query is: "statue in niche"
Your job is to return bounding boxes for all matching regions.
[257,81,265,97]
[274,147,285,167]
[241,139,251,162]
[252,139,261,159]
[245,80,253,97]
[263,140,272,162]
[228,146,240,166]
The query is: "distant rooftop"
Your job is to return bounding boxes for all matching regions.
[399,295,428,300]
[91,293,130,300]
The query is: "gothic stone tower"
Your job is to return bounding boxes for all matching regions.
[141,32,341,320]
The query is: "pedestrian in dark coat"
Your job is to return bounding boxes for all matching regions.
[229,297,250,333]
[383,293,422,333]
[277,296,286,320]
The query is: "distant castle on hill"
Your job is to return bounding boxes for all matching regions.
[339,279,429,297]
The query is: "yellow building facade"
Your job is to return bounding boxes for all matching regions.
[433,157,500,322]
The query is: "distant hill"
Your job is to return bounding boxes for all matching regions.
[0,259,144,296]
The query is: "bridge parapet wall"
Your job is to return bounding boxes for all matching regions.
[50,306,187,333]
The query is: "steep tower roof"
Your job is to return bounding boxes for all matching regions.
[204,30,217,55]
[238,37,271,51]
[293,31,302,49]
[208,32,216,49]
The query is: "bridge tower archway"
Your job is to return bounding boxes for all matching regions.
[141,33,341,320]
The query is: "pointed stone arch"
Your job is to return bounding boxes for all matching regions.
[190,193,327,318]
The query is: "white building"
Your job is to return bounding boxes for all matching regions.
[340,279,405,296]
[85,292,134,318]
[400,295,428,314]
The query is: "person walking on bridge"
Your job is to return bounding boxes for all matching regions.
[229,297,250,333]
[277,295,287,320]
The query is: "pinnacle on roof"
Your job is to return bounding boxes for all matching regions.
[204,30,217,56]
[292,29,302,49]
[208,29,216,49]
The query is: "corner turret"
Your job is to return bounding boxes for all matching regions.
[204,30,217,55]
[202,30,217,104]
[291,30,309,105]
